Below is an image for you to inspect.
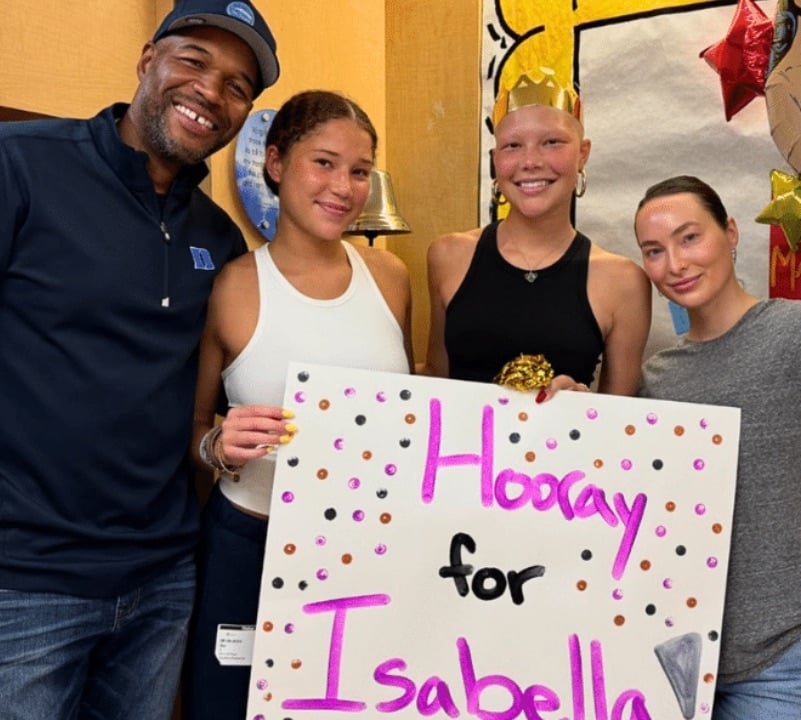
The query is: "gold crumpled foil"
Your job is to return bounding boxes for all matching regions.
[494,354,554,391]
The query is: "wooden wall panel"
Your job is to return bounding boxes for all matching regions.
[1,0,151,117]
[385,0,481,363]
[208,0,388,249]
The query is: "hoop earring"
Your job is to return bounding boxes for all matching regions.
[492,180,508,206]
[575,169,587,198]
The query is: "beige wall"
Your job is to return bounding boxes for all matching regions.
[212,0,388,251]
[386,0,480,362]
[1,0,481,363]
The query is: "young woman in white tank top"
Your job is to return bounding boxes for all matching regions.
[181,90,413,720]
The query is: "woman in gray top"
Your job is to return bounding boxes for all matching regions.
[635,175,801,719]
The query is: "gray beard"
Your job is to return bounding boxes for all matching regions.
[142,109,225,166]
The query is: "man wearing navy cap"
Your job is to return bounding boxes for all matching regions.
[0,2,279,718]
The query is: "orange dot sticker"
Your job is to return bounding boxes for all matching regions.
[674,425,685,436]
[614,615,626,626]
[380,513,392,524]
[404,413,416,424]
[640,559,651,571]
[665,501,676,512]
[625,425,636,436]
[712,434,723,445]
[686,597,698,608]
[362,450,373,460]
[518,412,529,421]
[593,458,603,469]
[341,553,352,564]
[704,673,715,684]
[525,451,536,462]
[319,399,330,410]
[576,580,587,591]
[263,621,274,632]
[283,543,296,555]
[712,523,723,534]
[291,659,302,669]
[263,692,273,701]
[317,468,328,480]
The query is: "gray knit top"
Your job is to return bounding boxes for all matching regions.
[640,299,801,682]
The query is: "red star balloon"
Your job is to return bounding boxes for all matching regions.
[699,0,774,120]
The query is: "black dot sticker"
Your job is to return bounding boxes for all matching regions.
[355,415,366,426]
[509,432,521,444]
[287,457,299,467]
[652,459,664,470]
[298,580,308,590]
[708,630,719,642]
[581,549,593,561]
[324,508,337,520]
[399,438,411,448]
[676,545,687,556]
[400,389,412,400]
[297,371,309,382]
[645,604,656,616]
[272,577,284,589]
[376,488,388,499]
[266,658,274,667]
[569,429,581,440]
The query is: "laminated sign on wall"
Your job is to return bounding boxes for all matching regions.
[246,364,740,720]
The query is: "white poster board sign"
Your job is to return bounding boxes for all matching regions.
[247,364,740,720]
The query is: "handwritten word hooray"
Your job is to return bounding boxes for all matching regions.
[422,399,646,581]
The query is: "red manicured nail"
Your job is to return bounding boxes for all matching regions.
[535,390,547,404]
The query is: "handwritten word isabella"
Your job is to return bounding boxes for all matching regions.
[282,594,653,719]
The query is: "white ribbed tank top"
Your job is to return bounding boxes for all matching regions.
[218,241,409,514]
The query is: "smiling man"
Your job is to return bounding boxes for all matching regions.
[0,2,279,718]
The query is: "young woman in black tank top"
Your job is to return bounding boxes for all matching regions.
[422,71,651,400]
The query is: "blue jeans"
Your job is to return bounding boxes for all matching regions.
[0,555,195,720]
[713,635,801,719]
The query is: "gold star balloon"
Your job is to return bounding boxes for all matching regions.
[755,169,801,251]
[699,0,774,121]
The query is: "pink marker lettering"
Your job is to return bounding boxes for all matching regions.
[283,593,389,712]
[611,493,647,581]
[422,399,495,506]
[459,636,524,720]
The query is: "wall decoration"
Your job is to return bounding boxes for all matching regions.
[235,109,278,241]
[246,363,740,720]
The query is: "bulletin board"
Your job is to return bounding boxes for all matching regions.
[246,364,740,720]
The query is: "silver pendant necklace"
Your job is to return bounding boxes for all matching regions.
[504,231,571,284]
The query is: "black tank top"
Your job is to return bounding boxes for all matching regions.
[445,222,603,385]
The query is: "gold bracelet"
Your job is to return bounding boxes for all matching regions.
[199,425,242,480]
[211,427,243,480]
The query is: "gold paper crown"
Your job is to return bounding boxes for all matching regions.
[492,68,582,129]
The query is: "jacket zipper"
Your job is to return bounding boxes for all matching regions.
[160,221,171,308]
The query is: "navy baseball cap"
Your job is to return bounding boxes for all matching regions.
[154,0,279,94]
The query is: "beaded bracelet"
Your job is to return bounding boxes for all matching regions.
[199,425,242,479]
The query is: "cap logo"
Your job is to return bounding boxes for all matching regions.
[226,1,256,27]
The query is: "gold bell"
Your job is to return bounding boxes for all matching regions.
[346,169,411,246]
